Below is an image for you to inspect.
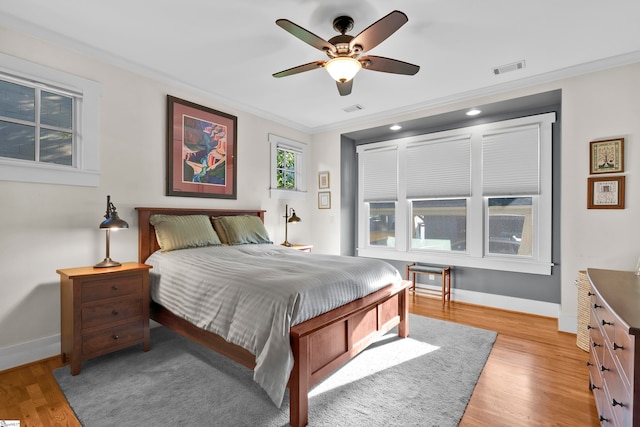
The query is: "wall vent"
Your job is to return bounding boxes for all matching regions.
[343,104,364,113]
[493,60,526,75]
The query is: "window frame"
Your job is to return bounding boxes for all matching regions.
[269,133,307,200]
[0,52,101,187]
[357,113,555,275]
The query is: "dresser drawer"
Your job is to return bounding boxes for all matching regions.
[603,346,633,427]
[81,274,142,303]
[82,320,144,356]
[593,295,615,343]
[81,298,143,330]
[614,323,634,388]
[590,309,604,365]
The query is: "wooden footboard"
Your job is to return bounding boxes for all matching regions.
[289,280,410,427]
[150,280,409,427]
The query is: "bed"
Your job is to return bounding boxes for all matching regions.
[136,207,410,427]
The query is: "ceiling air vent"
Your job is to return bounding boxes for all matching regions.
[343,104,364,113]
[493,60,526,75]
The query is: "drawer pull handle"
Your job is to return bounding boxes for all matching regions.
[590,383,600,390]
[612,399,624,407]
[599,416,609,422]
[112,310,119,316]
[112,334,119,340]
[588,291,594,296]
[112,285,119,291]
[587,325,593,330]
[601,320,613,326]
[593,303,602,309]
[586,361,593,367]
[592,342,601,348]
[613,342,624,350]
[600,365,610,372]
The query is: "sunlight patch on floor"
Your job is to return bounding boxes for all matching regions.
[309,336,440,397]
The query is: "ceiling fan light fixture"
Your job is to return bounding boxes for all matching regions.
[325,57,362,82]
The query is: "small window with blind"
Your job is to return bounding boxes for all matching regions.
[356,112,555,275]
[0,52,101,186]
[269,133,307,200]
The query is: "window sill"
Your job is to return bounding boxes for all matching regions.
[0,159,100,187]
[357,247,553,275]
[270,188,306,200]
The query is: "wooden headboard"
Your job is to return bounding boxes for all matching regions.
[135,207,266,263]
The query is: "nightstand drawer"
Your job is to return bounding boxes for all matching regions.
[82,298,143,330]
[81,274,142,303]
[82,320,144,356]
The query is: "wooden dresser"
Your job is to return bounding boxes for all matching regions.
[587,268,640,426]
[57,262,152,375]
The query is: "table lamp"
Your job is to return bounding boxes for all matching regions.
[95,195,129,268]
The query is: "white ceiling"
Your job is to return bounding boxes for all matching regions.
[2,1,640,134]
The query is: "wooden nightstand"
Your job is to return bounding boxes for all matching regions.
[290,244,313,252]
[57,262,152,375]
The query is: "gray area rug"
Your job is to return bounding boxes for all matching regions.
[54,314,496,427]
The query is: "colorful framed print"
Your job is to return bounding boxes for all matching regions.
[167,95,237,199]
[587,176,625,209]
[590,138,624,174]
[318,191,331,209]
[318,171,330,189]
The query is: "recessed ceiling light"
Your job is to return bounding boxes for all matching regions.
[466,109,481,116]
[389,124,402,130]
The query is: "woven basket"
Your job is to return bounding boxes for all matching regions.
[576,270,590,352]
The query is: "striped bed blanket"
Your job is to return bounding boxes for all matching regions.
[145,244,402,407]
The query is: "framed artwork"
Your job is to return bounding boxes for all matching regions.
[587,176,625,209]
[590,138,624,174]
[166,95,237,199]
[318,191,331,209]
[318,171,330,189]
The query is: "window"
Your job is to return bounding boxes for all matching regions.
[0,53,101,186]
[357,112,555,275]
[269,133,306,199]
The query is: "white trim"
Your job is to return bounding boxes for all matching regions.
[414,283,560,319]
[0,334,60,372]
[269,133,307,199]
[558,314,578,334]
[0,52,102,187]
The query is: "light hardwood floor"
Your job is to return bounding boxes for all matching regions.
[0,295,599,426]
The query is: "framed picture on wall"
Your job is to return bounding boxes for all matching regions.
[166,95,237,199]
[587,176,625,209]
[318,171,330,189]
[318,191,331,209]
[589,138,624,174]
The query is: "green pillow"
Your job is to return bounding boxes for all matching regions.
[213,215,272,245]
[150,214,221,252]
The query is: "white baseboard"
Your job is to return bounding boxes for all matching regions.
[416,283,562,320]
[0,334,60,372]
[558,314,578,334]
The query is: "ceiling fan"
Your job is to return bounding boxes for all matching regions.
[272,10,420,96]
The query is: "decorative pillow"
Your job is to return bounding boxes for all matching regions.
[211,217,230,245]
[150,214,221,252]
[212,215,272,245]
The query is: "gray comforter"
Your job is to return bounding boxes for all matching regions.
[145,244,402,407]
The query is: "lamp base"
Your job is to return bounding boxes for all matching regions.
[94,258,122,268]
[281,241,292,247]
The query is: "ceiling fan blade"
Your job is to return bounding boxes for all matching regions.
[349,10,408,53]
[272,61,326,78]
[337,79,353,96]
[276,19,337,54]
[361,55,420,75]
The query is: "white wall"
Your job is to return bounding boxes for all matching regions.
[308,63,640,333]
[0,26,311,369]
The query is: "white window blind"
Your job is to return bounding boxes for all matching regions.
[406,136,471,198]
[361,146,398,201]
[482,125,540,195]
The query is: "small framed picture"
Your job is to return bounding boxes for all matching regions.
[318,171,330,189]
[318,191,331,209]
[587,176,625,209]
[590,138,624,174]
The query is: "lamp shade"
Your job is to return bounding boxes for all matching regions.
[325,57,362,82]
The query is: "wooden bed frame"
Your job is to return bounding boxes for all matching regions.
[136,207,410,427]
